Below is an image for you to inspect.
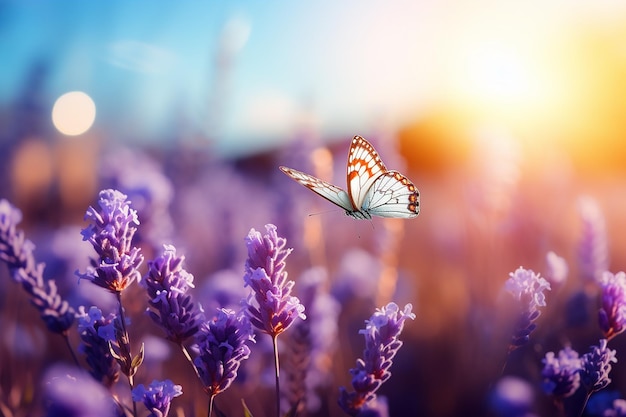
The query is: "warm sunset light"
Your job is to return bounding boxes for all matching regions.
[441,28,562,126]
[6,3,626,417]
[461,43,540,107]
[51,91,96,136]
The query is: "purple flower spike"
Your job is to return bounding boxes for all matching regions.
[504,267,551,350]
[77,306,120,388]
[283,268,341,413]
[489,377,536,417]
[0,199,75,334]
[578,196,609,284]
[338,302,415,416]
[580,339,617,393]
[541,346,581,399]
[545,251,568,286]
[142,245,204,344]
[599,271,626,340]
[194,308,255,397]
[243,224,305,337]
[132,379,182,417]
[77,189,144,293]
[43,365,117,417]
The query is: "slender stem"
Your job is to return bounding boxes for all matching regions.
[208,393,215,417]
[127,376,137,417]
[553,398,565,417]
[181,343,216,417]
[180,344,202,382]
[272,334,281,417]
[117,293,138,417]
[578,392,592,417]
[61,331,81,367]
[500,350,510,376]
[117,293,131,342]
[111,394,132,417]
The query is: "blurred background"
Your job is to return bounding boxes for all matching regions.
[2,1,626,416]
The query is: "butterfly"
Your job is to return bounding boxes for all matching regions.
[280,135,420,220]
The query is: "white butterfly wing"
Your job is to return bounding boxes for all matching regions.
[347,136,387,210]
[279,166,355,212]
[362,170,420,218]
[280,136,420,220]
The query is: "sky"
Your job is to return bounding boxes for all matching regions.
[2,1,626,157]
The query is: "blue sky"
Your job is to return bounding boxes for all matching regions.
[2,1,625,156]
[1,2,441,155]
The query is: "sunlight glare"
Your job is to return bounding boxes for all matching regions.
[454,42,542,108]
[52,91,96,136]
[467,45,534,102]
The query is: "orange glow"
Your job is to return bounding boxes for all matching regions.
[403,5,626,174]
[445,41,552,116]
[10,137,54,209]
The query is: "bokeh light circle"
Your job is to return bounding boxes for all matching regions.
[51,91,96,136]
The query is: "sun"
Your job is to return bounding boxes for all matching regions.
[51,91,96,136]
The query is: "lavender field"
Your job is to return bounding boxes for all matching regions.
[2,2,626,417]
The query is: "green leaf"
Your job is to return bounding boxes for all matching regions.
[128,343,145,378]
[108,341,123,361]
[241,399,254,417]
[131,343,145,369]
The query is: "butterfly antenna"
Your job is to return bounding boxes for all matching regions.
[307,208,342,218]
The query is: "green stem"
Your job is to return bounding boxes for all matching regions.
[208,393,215,417]
[128,376,136,417]
[116,293,130,342]
[500,348,511,375]
[116,293,137,417]
[62,331,80,368]
[553,398,565,417]
[181,343,203,382]
[111,395,130,417]
[272,334,281,417]
[578,392,592,417]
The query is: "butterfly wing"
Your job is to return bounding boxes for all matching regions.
[281,136,420,220]
[279,166,355,212]
[346,136,388,210]
[362,170,420,218]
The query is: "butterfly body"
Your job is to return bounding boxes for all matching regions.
[280,136,420,220]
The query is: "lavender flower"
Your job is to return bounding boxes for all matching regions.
[193,308,255,397]
[545,251,568,287]
[0,198,74,334]
[200,269,249,312]
[338,302,415,416]
[132,379,182,417]
[76,189,144,293]
[353,397,390,417]
[283,268,341,413]
[578,196,609,283]
[489,377,537,417]
[580,339,617,393]
[100,147,175,250]
[604,399,626,417]
[142,245,204,344]
[331,249,381,303]
[243,224,305,337]
[598,271,626,340]
[541,346,581,398]
[42,365,117,417]
[504,267,551,350]
[76,306,119,388]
